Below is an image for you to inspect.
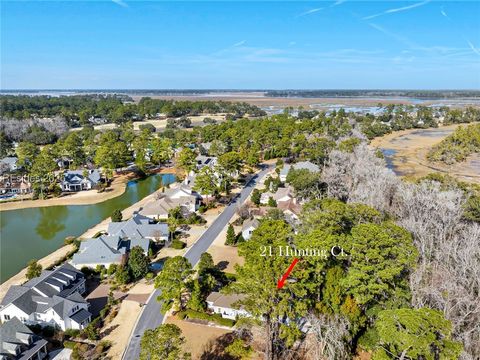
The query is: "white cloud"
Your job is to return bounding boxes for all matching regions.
[467,40,480,56]
[440,7,448,18]
[112,0,128,8]
[233,40,246,47]
[363,0,430,20]
[296,8,323,18]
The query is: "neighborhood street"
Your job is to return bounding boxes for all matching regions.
[122,165,271,360]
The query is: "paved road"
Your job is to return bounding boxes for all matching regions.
[123,165,271,359]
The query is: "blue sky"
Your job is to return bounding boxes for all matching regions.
[1,1,479,89]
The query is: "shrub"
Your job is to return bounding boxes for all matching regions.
[63,341,77,349]
[64,329,80,339]
[111,209,123,222]
[183,309,235,327]
[26,260,42,280]
[171,239,186,249]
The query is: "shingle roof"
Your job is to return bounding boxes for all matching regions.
[206,292,246,309]
[69,309,91,324]
[63,169,101,185]
[107,214,168,239]
[242,218,260,232]
[1,264,85,319]
[280,161,320,177]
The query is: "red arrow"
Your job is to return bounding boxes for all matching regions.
[277,258,299,289]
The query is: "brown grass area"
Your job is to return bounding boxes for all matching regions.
[165,317,233,360]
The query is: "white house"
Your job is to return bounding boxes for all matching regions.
[279,161,320,182]
[61,170,101,192]
[241,218,260,241]
[206,292,251,320]
[0,264,91,331]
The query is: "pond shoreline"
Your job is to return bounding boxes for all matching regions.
[370,123,480,183]
[0,173,177,299]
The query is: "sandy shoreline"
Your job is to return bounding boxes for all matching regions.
[0,176,173,300]
[0,174,133,212]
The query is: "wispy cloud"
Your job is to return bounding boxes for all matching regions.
[232,40,246,47]
[363,0,430,20]
[296,8,323,18]
[112,0,128,8]
[467,40,480,56]
[332,0,346,7]
[440,6,449,18]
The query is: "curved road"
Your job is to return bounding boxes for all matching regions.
[123,165,271,359]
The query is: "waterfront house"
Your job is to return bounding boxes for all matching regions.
[241,218,260,241]
[140,185,200,220]
[0,317,48,360]
[0,264,91,331]
[70,234,150,269]
[279,161,320,182]
[206,292,251,320]
[61,169,101,192]
[107,213,169,243]
[0,177,32,195]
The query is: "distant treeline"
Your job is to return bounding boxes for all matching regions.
[0,95,266,122]
[265,90,480,99]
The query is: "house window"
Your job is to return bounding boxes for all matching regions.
[4,315,10,320]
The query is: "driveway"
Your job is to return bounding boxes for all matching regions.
[122,165,271,359]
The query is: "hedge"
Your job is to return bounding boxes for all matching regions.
[180,309,235,327]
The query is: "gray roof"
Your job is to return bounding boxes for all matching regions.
[107,214,168,239]
[242,218,260,232]
[0,157,18,167]
[63,169,101,185]
[280,161,320,177]
[71,234,149,266]
[0,317,47,360]
[1,264,86,320]
[69,309,91,324]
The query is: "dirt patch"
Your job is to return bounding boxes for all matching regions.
[165,317,233,360]
[105,300,143,359]
[206,220,244,274]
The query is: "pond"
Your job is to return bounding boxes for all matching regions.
[0,173,175,284]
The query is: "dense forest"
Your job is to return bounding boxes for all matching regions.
[0,95,266,122]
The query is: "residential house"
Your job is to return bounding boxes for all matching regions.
[206,292,251,320]
[277,200,303,228]
[279,161,320,182]
[107,213,169,243]
[0,317,48,360]
[0,176,32,195]
[260,187,295,206]
[241,218,260,241]
[0,157,19,173]
[195,155,217,171]
[0,264,91,331]
[61,170,101,192]
[139,187,199,220]
[70,234,150,269]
